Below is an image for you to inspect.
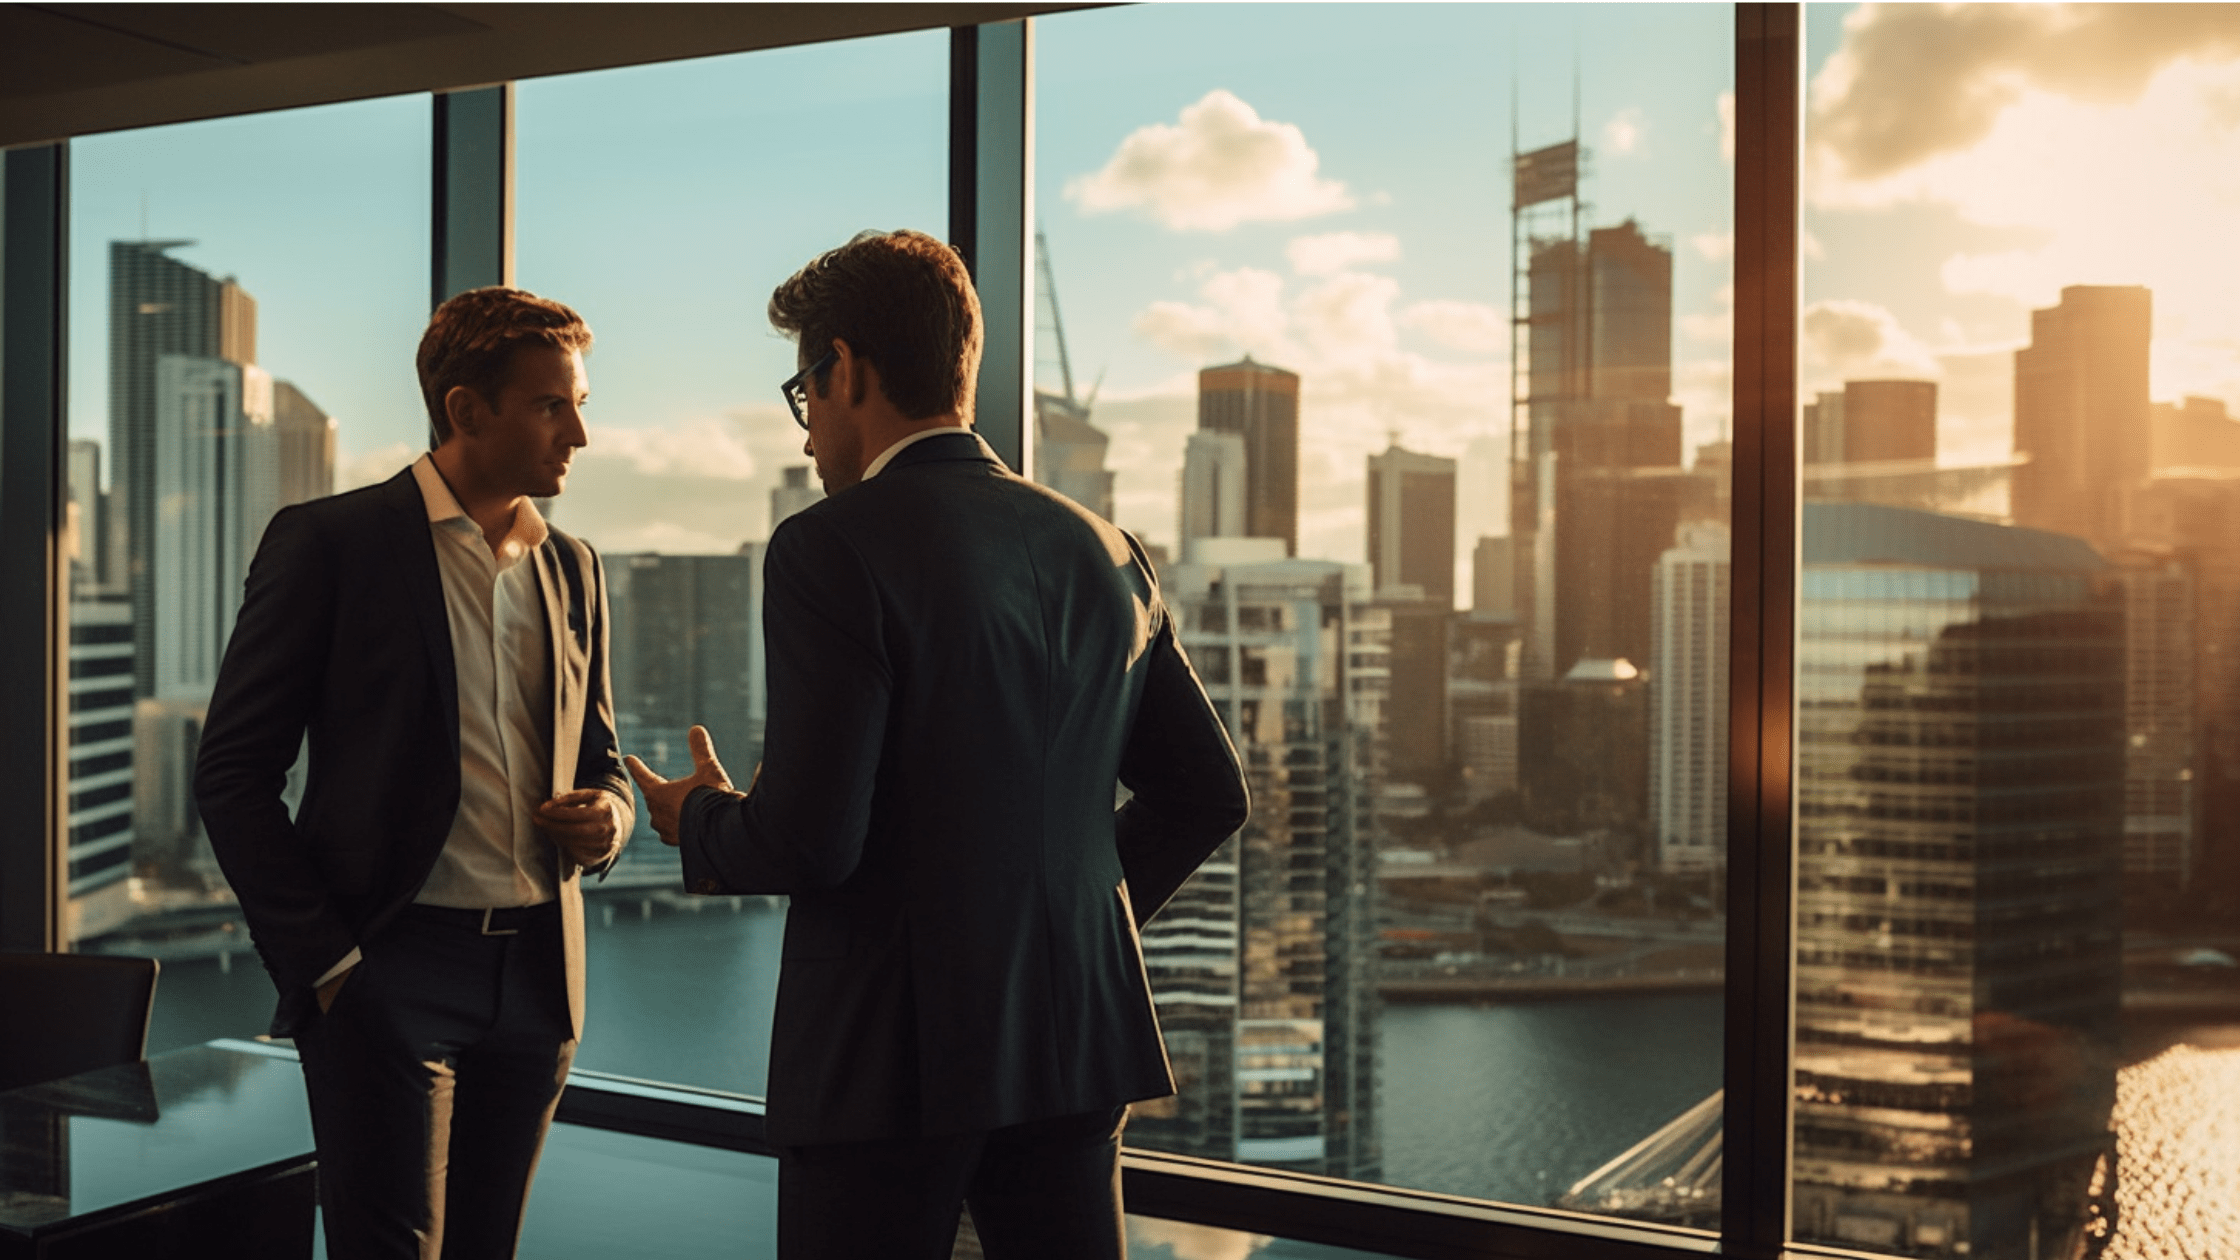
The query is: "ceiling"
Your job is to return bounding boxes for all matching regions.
[0,3,1082,149]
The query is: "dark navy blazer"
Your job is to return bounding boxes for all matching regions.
[679,431,1249,1145]
[194,468,631,1039]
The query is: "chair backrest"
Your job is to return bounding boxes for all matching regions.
[0,952,160,1093]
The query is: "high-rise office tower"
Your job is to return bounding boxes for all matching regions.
[152,355,277,699]
[1179,430,1247,545]
[2126,478,2240,895]
[1805,380,1937,467]
[1649,523,1729,873]
[1513,219,1685,680]
[2112,559,2195,889]
[1472,536,1515,617]
[110,240,257,697]
[1366,442,1457,606]
[272,380,336,506]
[1518,659,1649,834]
[1379,600,1449,789]
[1031,230,1117,520]
[1034,396,1116,520]
[67,598,137,940]
[770,465,822,532]
[1792,503,2122,1260]
[607,551,764,866]
[2148,395,2240,475]
[2013,285,2151,553]
[1802,390,1847,467]
[1197,357,1299,555]
[67,439,107,593]
[1137,541,1384,1181]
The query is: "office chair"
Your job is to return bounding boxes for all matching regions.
[0,952,160,1093]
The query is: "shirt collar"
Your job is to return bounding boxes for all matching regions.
[861,425,985,483]
[412,453,550,563]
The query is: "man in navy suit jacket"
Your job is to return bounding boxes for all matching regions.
[197,289,633,1260]
[630,230,1249,1259]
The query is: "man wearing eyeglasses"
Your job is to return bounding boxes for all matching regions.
[627,229,1249,1259]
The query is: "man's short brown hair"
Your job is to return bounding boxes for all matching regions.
[767,230,981,421]
[416,287,593,447]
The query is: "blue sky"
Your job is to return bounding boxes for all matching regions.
[64,4,2240,564]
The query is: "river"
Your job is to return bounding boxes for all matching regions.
[144,895,1723,1210]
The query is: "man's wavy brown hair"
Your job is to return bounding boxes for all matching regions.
[416,287,593,447]
[768,230,981,421]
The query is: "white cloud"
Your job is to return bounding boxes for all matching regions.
[1114,256,1509,561]
[1286,231,1400,276]
[1802,298,1942,390]
[1806,10,2240,401]
[1681,283,1735,346]
[1402,300,1507,355]
[341,441,417,491]
[1065,90,1354,232]
[1692,230,1734,262]
[1605,107,1646,155]
[1718,89,1736,163]
[586,417,760,481]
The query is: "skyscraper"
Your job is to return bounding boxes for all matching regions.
[1366,442,1457,606]
[1031,229,1117,520]
[770,465,822,532]
[1033,397,1116,520]
[2148,395,2240,475]
[1792,504,2122,1260]
[1136,540,1384,1181]
[67,598,137,939]
[110,240,256,697]
[2012,285,2151,553]
[67,439,107,593]
[1513,218,1685,679]
[607,550,765,868]
[2111,559,2194,890]
[1472,536,1514,617]
[1179,430,1247,545]
[152,355,276,699]
[1649,522,1729,873]
[273,380,336,506]
[1197,357,1299,555]
[1831,379,1937,465]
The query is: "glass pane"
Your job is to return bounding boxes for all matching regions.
[1797,5,2240,1256]
[61,99,431,1050]
[513,32,946,1094]
[1036,3,1734,1220]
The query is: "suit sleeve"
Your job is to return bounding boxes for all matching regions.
[679,512,890,894]
[193,505,358,997]
[572,543,634,876]
[1114,561,1250,926]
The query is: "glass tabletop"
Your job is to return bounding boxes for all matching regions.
[0,1040,312,1235]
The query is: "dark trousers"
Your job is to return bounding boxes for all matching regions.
[295,903,575,1260]
[778,1106,1129,1260]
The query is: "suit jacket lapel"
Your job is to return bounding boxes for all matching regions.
[378,469,460,758]
[535,539,583,801]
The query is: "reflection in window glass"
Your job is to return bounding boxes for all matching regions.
[1798,5,2240,1257]
[1036,4,1733,1218]
[513,32,947,1096]
[61,99,430,1049]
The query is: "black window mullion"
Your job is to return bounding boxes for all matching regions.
[0,143,70,954]
[1722,4,1802,1256]
[947,19,1033,477]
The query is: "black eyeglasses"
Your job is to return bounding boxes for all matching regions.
[781,350,838,430]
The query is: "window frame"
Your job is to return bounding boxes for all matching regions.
[0,7,1805,1257]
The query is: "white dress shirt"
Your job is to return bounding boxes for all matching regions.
[316,457,560,987]
[859,424,987,482]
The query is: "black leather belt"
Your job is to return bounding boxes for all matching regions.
[402,901,559,937]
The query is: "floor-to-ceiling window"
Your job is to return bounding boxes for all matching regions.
[512,30,949,1097]
[1033,3,1737,1229]
[60,97,430,1049]
[1797,6,2240,1257]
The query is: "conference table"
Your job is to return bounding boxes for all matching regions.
[0,1039,315,1258]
